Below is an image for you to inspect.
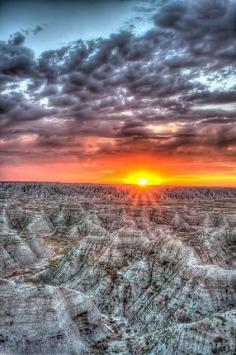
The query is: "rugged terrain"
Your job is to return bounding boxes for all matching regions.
[0,182,235,354]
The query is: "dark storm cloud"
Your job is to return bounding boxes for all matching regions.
[0,40,35,78]
[10,32,26,46]
[186,91,236,104]
[0,0,236,163]
[154,0,236,59]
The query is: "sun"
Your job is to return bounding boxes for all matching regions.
[123,171,163,186]
[137,178,148,186]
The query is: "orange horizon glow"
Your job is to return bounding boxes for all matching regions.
[1,153,236,188]
[123,171,163,186]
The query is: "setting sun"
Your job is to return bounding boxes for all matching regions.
[123,171,163,186]
[137,178,148,186]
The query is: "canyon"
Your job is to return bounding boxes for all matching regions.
[0,182,235,354]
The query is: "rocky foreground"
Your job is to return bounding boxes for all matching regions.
[0,182,235,354]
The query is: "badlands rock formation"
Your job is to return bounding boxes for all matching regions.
[0,182,235,354]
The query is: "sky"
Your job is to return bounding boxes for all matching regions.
[0,0,236,186]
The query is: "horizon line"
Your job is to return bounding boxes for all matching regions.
[1,180,236,189]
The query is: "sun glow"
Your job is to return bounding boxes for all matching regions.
[123,171,163,186]
[138,178,148,186]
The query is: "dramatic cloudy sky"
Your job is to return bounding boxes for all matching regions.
[0,0,236,185]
